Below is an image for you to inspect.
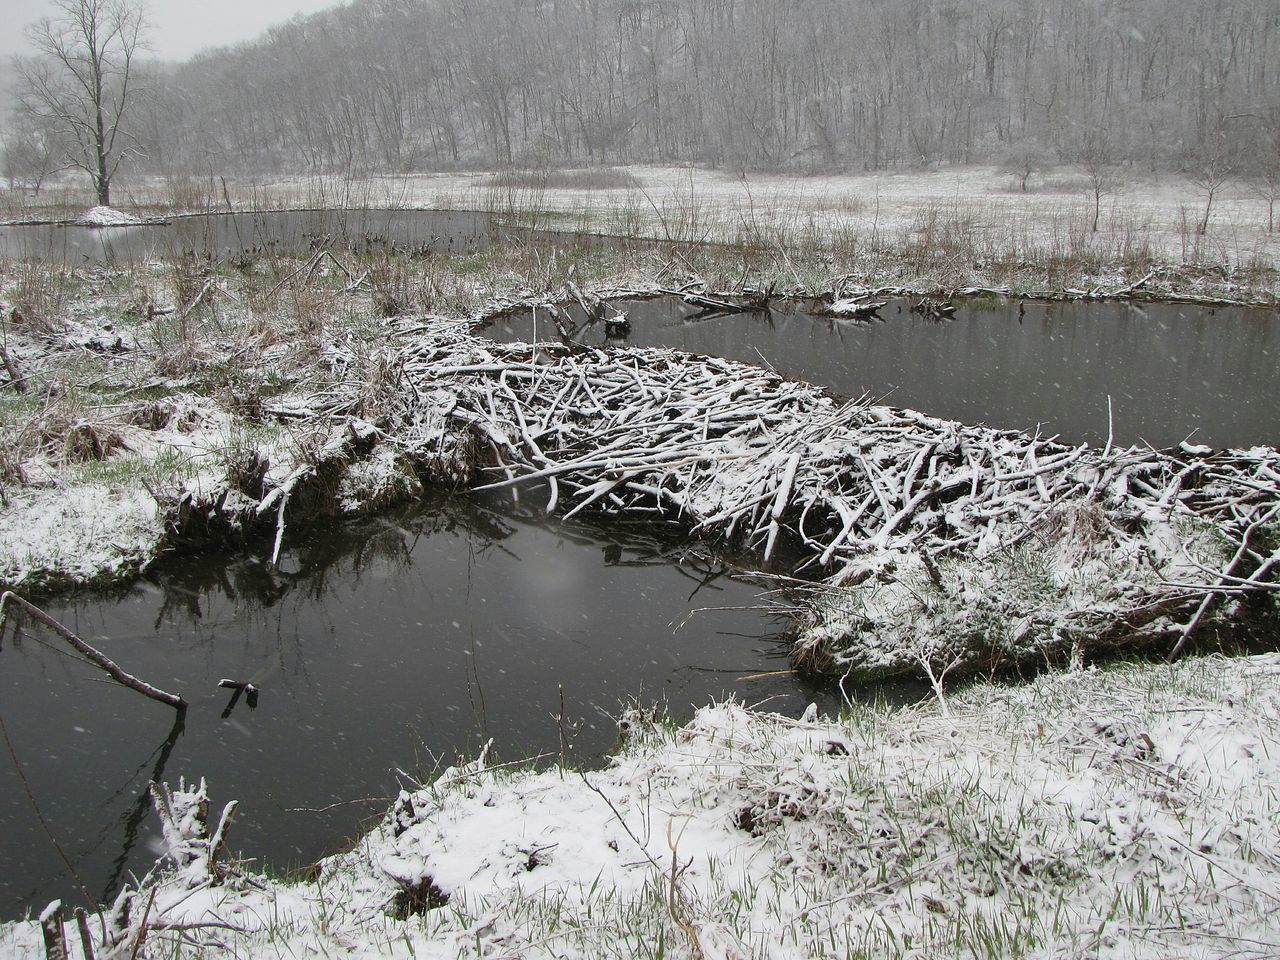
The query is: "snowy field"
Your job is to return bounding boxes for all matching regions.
[6,164,1279,291]
[249,163,1280,277]
[2,653,1277,959]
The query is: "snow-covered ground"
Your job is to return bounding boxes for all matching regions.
[2,191,1277,956]
[244,164,1280,276]
[3,652,1277,959]
[75,205,145,227]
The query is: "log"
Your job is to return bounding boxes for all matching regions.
[0,593,185,710]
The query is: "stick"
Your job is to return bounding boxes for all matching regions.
[0,345,27,394]
[40,901,67,960]
[764,452,801,561]
[271,493,288,567]
[1170,504,1280,659]
[0,593,186,710]
[127,889,156,960]
[74,908,95,960]
[208,800,240,879]
[178,278,216,319]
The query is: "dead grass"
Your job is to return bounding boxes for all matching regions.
[7,260,73,334]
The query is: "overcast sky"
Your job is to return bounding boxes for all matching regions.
[1,0,344,62]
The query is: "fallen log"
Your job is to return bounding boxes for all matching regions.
[0,592,186,711]
[0,345,27,393]
[817,298,886,319]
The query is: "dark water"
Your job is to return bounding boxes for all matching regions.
[0,496,874,919]
[484,297,1280,449]
[0,208,503,262]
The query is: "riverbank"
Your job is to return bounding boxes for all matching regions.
[3,651,1277,959]
[4,164,1280,304]
[1,252,1277,669]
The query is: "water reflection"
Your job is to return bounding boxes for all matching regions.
[0,494,876,917]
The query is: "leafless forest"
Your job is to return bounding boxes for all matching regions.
[6,0,1280,183]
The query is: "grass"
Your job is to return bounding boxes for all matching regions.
[55,652,1277,959]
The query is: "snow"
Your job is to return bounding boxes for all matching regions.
[0,482,163,587]
[245,163,1280,275]
[2,653,1276,958]
[76,205,144,227]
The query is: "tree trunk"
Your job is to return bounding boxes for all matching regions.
[1198,192,1214,235]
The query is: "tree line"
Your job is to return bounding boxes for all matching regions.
[6,0,1280,193]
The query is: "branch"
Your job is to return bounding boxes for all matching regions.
[0,592,185,710]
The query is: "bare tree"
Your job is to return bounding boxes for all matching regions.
[16,0,147,206]
[1249,108,1280,233]
[999,137,1055,191]
[1,114,65,194]
[1184,132,1236,235]
[1081,134,1119,233]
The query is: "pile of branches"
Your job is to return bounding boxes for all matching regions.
[395,323,1280,675]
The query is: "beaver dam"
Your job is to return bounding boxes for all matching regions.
[397,308,1280,672]
[1,265,1278,940]
[484,294,1280,449]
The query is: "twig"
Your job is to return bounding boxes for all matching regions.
[208,801,240,879]
[0,592,186,710]
[74,907,95,960]
[127,889,157,960]
[918,653,962,719]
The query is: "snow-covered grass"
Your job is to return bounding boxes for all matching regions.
[4,653,1277,959]
[0,258,472,590]
[6,164,1278,300]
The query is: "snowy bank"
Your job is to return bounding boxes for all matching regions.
[4,653,1277,959]
[1,294,1276,668]
[75,206,145,227]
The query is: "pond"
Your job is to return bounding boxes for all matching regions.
[483,296,1280,450]
[0,495,875,919]
[7,209,1275,450]
[0,208,505,263]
